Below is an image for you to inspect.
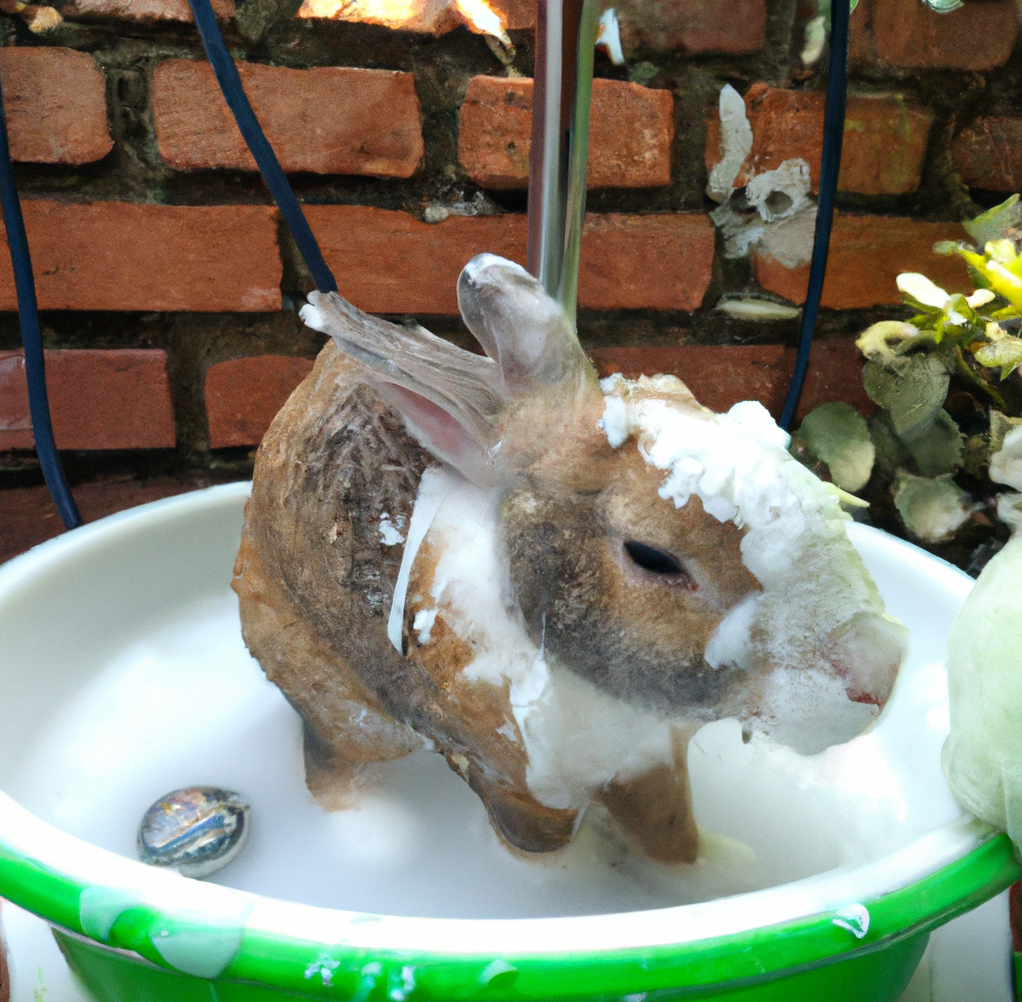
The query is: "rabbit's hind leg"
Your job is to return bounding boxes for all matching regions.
[234,516,423,811]
[467,768,578,855]
[597,723,701,864]
[301,717,418,811]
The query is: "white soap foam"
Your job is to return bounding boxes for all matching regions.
[387,466,447,653]
[600,375,905,752]
[378,513,405,546]
[418,468,681,811]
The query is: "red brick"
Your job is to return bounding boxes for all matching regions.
[577,214,713,311]
[459,76,673,190]
[0,48,112,165]
[295,0,531,30]
[0,349,175,451]
[589,341,870,422]
[0,201,281,311]
[498,0,534,28]
[798,339,876,418]
[611,0,766,54]
[752,215,970,310]
[591,345,787,414]
[852,0,1016,70]
[154,61,423,178]
[64,0,234,23]
[0,474,239,564]
[205,355,314,448]
[706,84,933,197]
[305,206,713,314]
[847,0,878,65]
[952,116,1022,192]
[307,207,525,314]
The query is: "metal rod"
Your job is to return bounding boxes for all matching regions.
[527,0,583,301]
[557,0,600,325]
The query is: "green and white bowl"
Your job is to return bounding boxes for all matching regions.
[0,483,1017,1002]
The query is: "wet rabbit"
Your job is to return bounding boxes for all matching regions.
[233,254,907,863]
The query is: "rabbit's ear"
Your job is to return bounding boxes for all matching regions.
[301,291,503,486]
[458,254,596,392]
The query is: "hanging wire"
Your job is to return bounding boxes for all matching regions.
[11,0,336,532]
[0,77,82,530]
[185,0,338,295]
[778,0,849,430]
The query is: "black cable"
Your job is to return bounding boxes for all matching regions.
[185,0,338,295]
[779,0,849,431]
[0,77,82,530]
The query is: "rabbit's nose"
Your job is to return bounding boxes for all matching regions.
[825,611,907,711]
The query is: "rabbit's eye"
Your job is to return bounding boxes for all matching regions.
[623,541,697,590]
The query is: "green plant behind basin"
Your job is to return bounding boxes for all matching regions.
[792,195,1022,565]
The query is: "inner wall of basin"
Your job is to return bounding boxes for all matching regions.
[0,488,967,919]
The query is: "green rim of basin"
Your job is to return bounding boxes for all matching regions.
[0,827,1017,1000]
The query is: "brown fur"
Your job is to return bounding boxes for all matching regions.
[502,444,760,713]
[233,345,425,791]
[235,341,578,852]
[404,540,579,851]
[598,726,700,864]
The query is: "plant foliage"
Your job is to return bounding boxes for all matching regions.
[792,196,1022,558]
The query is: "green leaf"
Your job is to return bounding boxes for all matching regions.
[792,402,875,493]
[957,246,1022,309]
[964,195,1022,247]
[870,412,910,474]
[892,472,972,543]
[989,410,1022,456]
[945,292,973,317]
[863,354,950,442]
[920,0,964,10]
[966,262,994,293]
[989,305,1022,321]
[856,320,933,359]
[905,409,964,477]
[986,239,1022,279]
[989,413,1022,492]
[962,433,989,478]
[974,336,1022,379]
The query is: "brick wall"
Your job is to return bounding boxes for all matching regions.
[1,0,1021,547]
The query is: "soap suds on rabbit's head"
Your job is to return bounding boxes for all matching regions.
[600,374,906,753]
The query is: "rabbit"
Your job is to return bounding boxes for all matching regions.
[232,253,907,864]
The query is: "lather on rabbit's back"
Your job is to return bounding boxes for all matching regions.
[233,254,906,863]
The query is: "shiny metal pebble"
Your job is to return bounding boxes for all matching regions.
[137,787,249,879]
